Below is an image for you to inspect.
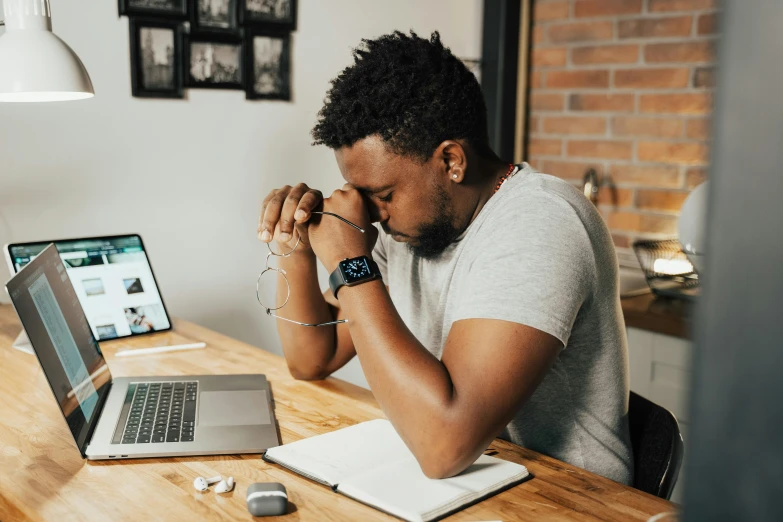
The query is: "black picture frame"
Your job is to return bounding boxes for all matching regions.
[239,0,297,31]
[119,0,189,20]
[244,29,291,100]
[129,18,184,99]
[184,33,244,89]
[189,0,241,35]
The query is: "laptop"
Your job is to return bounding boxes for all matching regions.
[5,243,280,460]
[4,234,173,348]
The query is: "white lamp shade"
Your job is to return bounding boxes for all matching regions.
[0,0,94,102]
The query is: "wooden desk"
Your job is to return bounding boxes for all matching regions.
[622,293,693,340]
[0,305,675,521]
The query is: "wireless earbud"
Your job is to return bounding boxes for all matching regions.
[215,476,235,494]
[193,475,222,492]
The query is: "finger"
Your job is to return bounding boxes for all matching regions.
[274,221,302,246]
[279,184,309,241]
[293,222,307,238]
[258,190,279,233]
[273,221,284,242]
[259,185,291,242]
[294,189,323,222]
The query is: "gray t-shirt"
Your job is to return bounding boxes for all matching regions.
[372,163,633,484]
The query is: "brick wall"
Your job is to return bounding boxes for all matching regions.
[526,0,719,251]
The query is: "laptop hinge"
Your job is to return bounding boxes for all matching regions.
[81,380,113,457]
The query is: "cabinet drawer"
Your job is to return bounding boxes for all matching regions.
[652,334,693,371]
[652,361,691,388]
[649,381,690,423]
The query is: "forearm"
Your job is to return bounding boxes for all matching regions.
[337,280,479,476]
[275,250,338,378]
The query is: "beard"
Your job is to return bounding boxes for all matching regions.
[383,187,463,259]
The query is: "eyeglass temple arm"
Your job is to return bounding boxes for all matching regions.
[266,309,349,327]
[310,211,365,233]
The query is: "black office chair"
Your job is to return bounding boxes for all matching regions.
[628,391,684,500]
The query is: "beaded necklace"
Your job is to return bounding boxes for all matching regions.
[493,163,518,194]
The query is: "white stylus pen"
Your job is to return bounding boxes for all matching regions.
[115,342,207,357]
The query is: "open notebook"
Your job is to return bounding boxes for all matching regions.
[263,419,530,522]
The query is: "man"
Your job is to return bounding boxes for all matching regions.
[257,31,633,484]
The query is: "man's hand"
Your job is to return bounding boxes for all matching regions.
[308,185,379,272]
[258,183,362,382]
[258,183,324,253]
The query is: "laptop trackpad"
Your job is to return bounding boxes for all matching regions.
[198,390,271,426]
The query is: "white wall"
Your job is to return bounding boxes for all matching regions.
[0,0,483,388]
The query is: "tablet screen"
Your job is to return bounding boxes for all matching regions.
[6,235,172,340]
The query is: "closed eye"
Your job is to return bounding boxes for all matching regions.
[378,192,393,203]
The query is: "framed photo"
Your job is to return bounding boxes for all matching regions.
[240,0,296,31]
[245,30,290,100]
[190,0,240,34]
[129,19,184,99]
[119,0,188,19]
[185,34,244,89]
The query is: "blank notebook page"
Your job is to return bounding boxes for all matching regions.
[264,419,412,486]
[338,454,528,522]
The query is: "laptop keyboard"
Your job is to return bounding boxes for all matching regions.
[117,381,198,444]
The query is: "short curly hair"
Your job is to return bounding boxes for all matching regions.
[311,31,492,162]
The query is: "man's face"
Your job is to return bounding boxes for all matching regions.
[334,136,462,258]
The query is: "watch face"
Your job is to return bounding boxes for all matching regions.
[341,257,373,283]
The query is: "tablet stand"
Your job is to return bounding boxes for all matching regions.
[12,329,33,355]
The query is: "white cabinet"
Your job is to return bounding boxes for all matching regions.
[626,327,693,504]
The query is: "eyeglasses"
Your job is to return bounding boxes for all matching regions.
[256,211,365,327]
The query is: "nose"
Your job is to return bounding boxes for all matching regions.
[367,201,388,224]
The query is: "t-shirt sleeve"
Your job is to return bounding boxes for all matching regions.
[452,192,595,347]
[371,224,389,281]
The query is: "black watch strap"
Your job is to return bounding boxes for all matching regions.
[328,257,381,298]
[328,267,346,298]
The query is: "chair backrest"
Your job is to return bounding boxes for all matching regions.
[628,391,684,500]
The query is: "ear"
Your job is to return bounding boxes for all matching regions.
[433,140,468,183]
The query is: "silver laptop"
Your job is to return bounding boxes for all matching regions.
[5,243,280,460]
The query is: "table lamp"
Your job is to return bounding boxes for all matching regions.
[0,0,94,102]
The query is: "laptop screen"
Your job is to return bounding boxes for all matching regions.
[6,244,112,456]
[6,234,171,341]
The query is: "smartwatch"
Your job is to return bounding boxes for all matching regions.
[328,256,382,298]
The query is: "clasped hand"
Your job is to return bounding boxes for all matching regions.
[258,183,378,272]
